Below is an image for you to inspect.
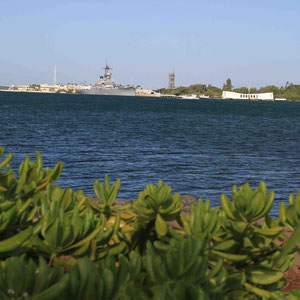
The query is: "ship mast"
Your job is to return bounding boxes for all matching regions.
[103,60,112,79]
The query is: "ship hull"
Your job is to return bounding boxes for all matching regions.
[80,88,136,96]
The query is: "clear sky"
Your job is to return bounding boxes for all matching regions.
[1,0,299,89]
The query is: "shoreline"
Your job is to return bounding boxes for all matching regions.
[1,90,299,102]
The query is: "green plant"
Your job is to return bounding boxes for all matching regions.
[0,148,63,236]
[1,147,300,299]
[89,175,124,217]
[126,180,182,253]
[143,237,227,299]
[279,191,300,230]
[0,255,68,300]
[0,149,62,202]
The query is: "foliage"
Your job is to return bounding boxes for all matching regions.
[233,87,249,94]
[234,87,258,94]
[272,84,300,101]
[0,146,300,299]
[157,82,300,101]
[223,78,234,91]
[0,255,68,300]
[156,84,222,98]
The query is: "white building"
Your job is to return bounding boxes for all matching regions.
[136,89,161,97]
[178,94,198,99]
[222,91,274,100]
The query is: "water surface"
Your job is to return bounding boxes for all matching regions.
[1,92,300,215]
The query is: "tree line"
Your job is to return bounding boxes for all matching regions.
[157,79,300,101]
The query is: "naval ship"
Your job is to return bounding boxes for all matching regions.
[80,63,136,96]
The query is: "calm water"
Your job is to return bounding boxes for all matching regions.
[1,91,300,214]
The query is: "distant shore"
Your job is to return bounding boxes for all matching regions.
[1,89,299,102]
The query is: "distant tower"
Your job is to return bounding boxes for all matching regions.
[53,65,56,86]
[169,72,175,89]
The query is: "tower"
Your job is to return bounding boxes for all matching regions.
[53,65,56,86]
[169,72,175,90]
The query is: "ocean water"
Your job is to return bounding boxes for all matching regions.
[1,91,300,214]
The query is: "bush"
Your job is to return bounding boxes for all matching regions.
[0,147,300,299]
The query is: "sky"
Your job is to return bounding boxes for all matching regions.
[1,0,299,89]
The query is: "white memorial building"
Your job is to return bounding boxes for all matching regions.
[222,91,274,100]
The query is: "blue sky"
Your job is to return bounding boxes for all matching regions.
[1,0,299,89]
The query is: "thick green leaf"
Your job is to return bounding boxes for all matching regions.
[245,266,283,285]
[155,214,167,236]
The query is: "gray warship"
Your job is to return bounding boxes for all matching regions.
[80,63,136,96]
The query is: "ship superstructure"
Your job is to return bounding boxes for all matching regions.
[80,63,136,96]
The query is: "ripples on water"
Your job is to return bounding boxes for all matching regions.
[1,92,300,215]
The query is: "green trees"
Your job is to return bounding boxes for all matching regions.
[157,84,222,98]
[1,147,300,298]
[233,87,258,94]
[158,81,300,101]
[258,85,279,94]
[223,78,233,91]
[234,87,249,94]
[275,84,300,101]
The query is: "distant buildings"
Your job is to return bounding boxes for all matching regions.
[0,66,282,101]
[7,83,91,94]
[136,89,161,97]
[4,64,92,94]
[168,73,175,90]
[222,91,274,100]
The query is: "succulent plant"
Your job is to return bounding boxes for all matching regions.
[0,255,68,300]
[1,148,300,299]
[279,191,300,230]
